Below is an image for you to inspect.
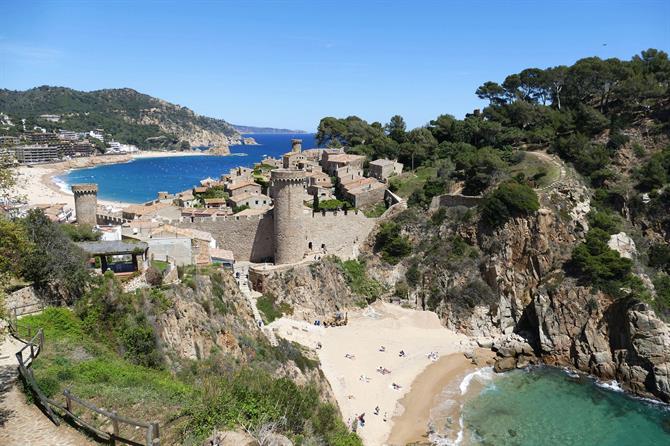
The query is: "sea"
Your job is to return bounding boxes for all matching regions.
[429,366,670,446]
[56,133,316,203]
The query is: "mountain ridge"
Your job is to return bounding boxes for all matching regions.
[0,86,245,150]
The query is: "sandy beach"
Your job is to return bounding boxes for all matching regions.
[269,301,473,446]
[9,150,209,209]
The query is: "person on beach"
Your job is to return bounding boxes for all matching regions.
[399,350,406,357]
[358,413,365,427]
[383,412,387,422]
[379,345,386,352]
[345,353,355,359]
[374,406,380,415]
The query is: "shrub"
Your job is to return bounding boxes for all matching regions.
[648,243,670,273]
[256,293,292,324]
[60,223,101,242]
[570,228,633,290]
[337,259,382,302]
[374,222,412,264]
[145,266,163,287]
[588,210,621,234]
[318,199,345,211]
[480,181,539,227]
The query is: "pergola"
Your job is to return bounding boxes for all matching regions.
[76,240,149,275]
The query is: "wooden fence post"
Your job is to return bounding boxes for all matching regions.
[112,411,119,445]
[65,389,72,413]
[151,422,160,446]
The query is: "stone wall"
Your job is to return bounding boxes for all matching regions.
[346,186,386,208]
[305,210,377,260]
[5,286,41,315]
[177,214,274,262]
[148,237,193,266]
[429,193,483,211]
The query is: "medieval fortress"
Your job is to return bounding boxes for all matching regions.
[74,139,403,268]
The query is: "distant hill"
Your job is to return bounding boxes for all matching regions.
[0,86,244,149]
[233,124,308,134]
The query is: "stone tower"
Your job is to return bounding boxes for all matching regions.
[71,183,98,226]
[291,139,302,152]
[271,169,306,264]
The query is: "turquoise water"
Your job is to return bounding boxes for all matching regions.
[460,367,670,446]
[58,133,316,203]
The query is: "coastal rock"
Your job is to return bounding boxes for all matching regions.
[494,356,517,372]
[526,284,670,402]
[208,146,231,155]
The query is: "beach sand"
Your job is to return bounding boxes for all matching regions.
[388,349,496,446]
[269,301,472,446]
[9,150,208,209]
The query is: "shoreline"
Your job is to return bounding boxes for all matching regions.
[11,151,211,208]
[387,349,495,446]
[269,302,472,446]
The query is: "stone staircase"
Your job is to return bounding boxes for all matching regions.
[235,268,278,347]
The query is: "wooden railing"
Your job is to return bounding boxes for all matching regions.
[8,310,161,446]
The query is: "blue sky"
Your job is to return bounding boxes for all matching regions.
[1,1,668,131]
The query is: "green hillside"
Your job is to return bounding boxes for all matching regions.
[0,86,241,149]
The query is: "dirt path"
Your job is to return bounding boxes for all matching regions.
[0,332,96,446]
[528,150,567,191]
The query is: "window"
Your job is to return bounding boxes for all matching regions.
[308,242,313,250]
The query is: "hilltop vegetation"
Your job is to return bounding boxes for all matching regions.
[0,86,242,149]
[320,48,669,319]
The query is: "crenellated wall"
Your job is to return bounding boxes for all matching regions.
[305,209,377,260]
[175,207,377,264]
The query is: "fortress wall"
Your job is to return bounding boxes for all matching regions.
[306,210,377,260]
[177,213,275,262]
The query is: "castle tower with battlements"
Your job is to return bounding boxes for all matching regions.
[71,183,98,226]
[271,169,306,264]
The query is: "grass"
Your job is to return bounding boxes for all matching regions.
[508,151,560,188]
[20,308,191,442]
[334,258,383,302]
[256,293,293,324]
[389,166,438,198]
[362,202,387,218]
[151,259,169,272]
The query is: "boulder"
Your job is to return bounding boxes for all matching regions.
[494,356,517,373]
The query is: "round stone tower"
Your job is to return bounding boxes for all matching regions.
[71,183,98,226]
[291,138,302,152]
[271,169,306,264]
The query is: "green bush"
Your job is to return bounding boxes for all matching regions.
[60,223,101,242]
[318,199,346,211]
[480,181,539,227]
[374,222,412,264]
[256,293,292,324]
[570,228,633,291]
[649,243,670,272]
[336,259,383,302]
[588,210,621,234]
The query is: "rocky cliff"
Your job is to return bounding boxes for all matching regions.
[251,260,361,322]
[155,273,256,362]
[355,168,670,403]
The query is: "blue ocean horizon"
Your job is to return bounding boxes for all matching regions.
[58,133,317,203]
